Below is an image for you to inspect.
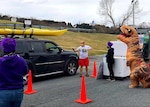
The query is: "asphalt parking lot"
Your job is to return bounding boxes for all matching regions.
[22,55,150,107]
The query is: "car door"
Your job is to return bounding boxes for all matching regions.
[26,41,54,76]
[44,41,64,72]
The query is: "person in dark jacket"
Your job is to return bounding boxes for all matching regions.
[106,41,115,81]
[0,38,28,107]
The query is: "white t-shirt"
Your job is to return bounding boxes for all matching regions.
[76,45,91,59]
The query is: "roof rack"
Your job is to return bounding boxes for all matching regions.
[0,34,37,40]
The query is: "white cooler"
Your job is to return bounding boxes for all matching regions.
[103,56,130,78]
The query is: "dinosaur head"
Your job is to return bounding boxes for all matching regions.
[119,25,138,37]
[117,25,139,44]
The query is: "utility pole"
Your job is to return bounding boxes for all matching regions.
[131,0,137,27]
[133,2,135,27]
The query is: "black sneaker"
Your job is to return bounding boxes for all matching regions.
[85,74,89,77]
[80,74,82,77]
[111,79,115,81]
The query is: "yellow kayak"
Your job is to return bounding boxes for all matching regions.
[0,28,67,36]
[0,29,24,35]
[24,28,67,36]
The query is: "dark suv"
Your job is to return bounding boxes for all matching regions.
[0,37,79,82]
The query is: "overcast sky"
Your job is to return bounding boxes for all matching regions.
[0,0,150,26]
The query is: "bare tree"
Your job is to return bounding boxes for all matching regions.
[98,0,142,29]
[98,0,116,28]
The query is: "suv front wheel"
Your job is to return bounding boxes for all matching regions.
[64,60,78,76]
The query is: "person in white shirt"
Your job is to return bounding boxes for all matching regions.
[73,41,92,77]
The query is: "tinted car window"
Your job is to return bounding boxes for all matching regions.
[16,42,24,54]
[45,42,56,49]
[45,42,60,54]
[30,42,44,53]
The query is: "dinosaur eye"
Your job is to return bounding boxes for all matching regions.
[128,29,132,33]
[125,28,129,31]
[125,28,131,33]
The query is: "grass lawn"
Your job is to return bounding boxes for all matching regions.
[35,31,118,56]
[0,19,118,56]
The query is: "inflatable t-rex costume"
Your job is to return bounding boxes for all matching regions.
[117,25,150,88]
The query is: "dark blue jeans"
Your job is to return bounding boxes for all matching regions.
[0,89,23,107]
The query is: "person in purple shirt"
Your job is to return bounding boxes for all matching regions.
[0,38,28,107]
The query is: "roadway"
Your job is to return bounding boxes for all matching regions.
[22,55,150,107]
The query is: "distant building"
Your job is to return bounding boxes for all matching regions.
[137,28,150,46]
[137,28,150,34]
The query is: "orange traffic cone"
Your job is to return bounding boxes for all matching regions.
[75,75,92,104]
[91,60,97,78]
[24,70,37,94]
